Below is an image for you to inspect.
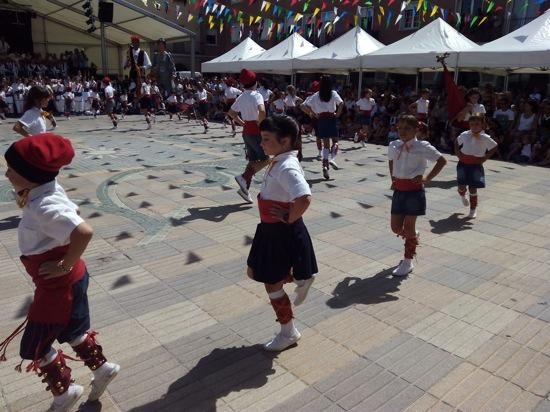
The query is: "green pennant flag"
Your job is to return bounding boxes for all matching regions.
[303,2,309,12]
[486,1,495,13]
[470,15,479,27]
[423,0,428,12]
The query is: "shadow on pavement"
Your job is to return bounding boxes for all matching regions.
[326,268,405,309]
[429,212,473,234]
[170,203,253,225]
[0,215,20,232]
[129,345,276,412]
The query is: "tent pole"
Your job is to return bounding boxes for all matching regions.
[453,53,460,83]
[358,68,363,97]
[100,21,108,75]
[190,37,196,78]
[504,74,509,92]
[415,70,419,92]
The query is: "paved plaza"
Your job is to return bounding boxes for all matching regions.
[0,115,549,412]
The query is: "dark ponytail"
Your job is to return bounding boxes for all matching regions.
[259,115,303,161]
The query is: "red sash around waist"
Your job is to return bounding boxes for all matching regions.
[393,178,423,191]
[258,196,291,223]
[20,245,86,324]
[318,112,335,118]
[243,120,260,135]
[225,98,236,104]
[460,154,484,165]
[360,110,371,116]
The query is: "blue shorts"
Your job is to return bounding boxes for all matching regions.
[243,134,268,162]
[317,117,338,139]
[457,162,486,188]
[20,272,90,360]
[391,190,426,216]
[359,114,371,126]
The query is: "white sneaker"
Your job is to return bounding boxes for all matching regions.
[392,260,414,277]
[88,362,120,401]
[235,175,248,194]
[48,384,83,412]
[317,151,322,160]
[237,188,253,204]
[468,209,477,219]
[146,123,152,130]
[329,159,339,170]
[322,167,330,180]
[294,277,315,306]
[354,132,359,143]
[460,195,470,207]
[263,329,301,352]
[361,141,366,147]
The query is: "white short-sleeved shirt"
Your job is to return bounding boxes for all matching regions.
[19,107,47,136]
[305,91,343,114]
[104,85,115,99]
[261,151,311,203]
[141,84,152,96]
[196,89,208,101]
[257,87,271,103]
[416,97,429,114]
[230,90,264,121]
[284,95,298,108]
[64,92,74,100]
[457,131,497,157]
[120,94,128,102]
[273,98,285,111]
[356,97,375,112]
[518,113,536,131]
[464,103,486,121]
[388,138,442,179]
[166,95,177,104]
[224,87,242,100]
[18,181,84,256]
[184,97,195,105]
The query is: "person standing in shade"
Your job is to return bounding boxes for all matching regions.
[152,38,176,98]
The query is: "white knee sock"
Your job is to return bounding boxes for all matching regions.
[69,333,87,347]
[39,347,57,367]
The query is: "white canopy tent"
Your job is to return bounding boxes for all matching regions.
[362,18,479,73]
[201,37,265,73]
[459,10,550,72]
[294,26,384,72]
[242,33,317,74]
[6,0,196,75]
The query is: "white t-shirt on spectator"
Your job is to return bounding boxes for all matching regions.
[356,97,376,112]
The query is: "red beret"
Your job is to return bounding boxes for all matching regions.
[4,133,74,184]
[102,76,111,84]
[239,69,256,88]
[131,35,140,43]
[310,81,320,93]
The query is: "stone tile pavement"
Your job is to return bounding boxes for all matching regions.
[0,115,549,411]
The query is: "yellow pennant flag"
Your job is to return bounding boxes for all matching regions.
[249,15,254,25]
[254,15,262,24]
[208,15,213,23]
[220,22,224,33]
[430,5,438,17]
[379,5,385,16]
[377,13,382,25]
[188,13,193,22]
[265,1,272,12]
[478,15,488,26]
[313,7,320,17]
[294,13,303,22]
[209,21,215,29]
[417,0,423,12]
[354,15,359,26]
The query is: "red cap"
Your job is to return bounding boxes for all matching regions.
[310,80,320,93]
[4,133,74,184]
[239,69,257,88]
[102,76,111,84]
[131,35,140,43]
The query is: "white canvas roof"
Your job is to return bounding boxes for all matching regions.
[7,0,195,45]
[201,37,265,73]
[294,26,384,72]
[459,10,550,71]
[242,33,317,74]
[362,18,478,73]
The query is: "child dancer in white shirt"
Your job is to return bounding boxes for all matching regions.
[455,115,498,218]
[389,115,447,276]
[247,115,317,352]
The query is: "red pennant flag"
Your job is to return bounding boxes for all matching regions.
[352,0,360,5]
[342,0,350,5]
[248,0,255,5]
[388,0,396,6]
[290,0,298,7]
[321,1,328,10]
[442,63,465,121]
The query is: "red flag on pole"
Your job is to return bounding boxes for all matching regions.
[442,63,465,121]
